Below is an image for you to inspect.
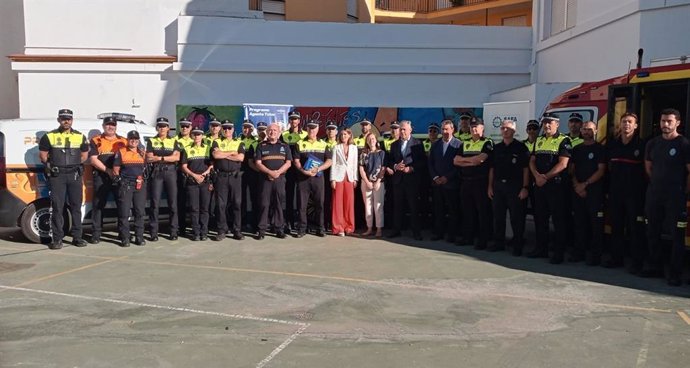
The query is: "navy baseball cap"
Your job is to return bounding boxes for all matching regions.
[126,130,140,140]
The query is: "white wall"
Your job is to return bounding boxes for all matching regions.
[0,0,24,119]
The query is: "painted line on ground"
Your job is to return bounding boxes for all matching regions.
[635,320,652,367]
[676,310,690,325]
[0,285,309,368]
[12,256,129,288]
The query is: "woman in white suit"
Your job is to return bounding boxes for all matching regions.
[330,128,359,236]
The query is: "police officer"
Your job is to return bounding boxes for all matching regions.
[567,113,584,147]
[523,119,540,153]
[453,117,493,249]
[563,113,584,252]
[146,117,180,241]
[488,120,529,255]
[354,119,373,149]
[421,123,440,228]
[181,127,214,241]
[569,121,606,265]
[205,118,222,145]
[38,109,90,249]
[323,122,338,231]
[454,113,472,141]
[113,130,147,247]
[423,123,440,154]
[255,123,293,239]
[88,116,126,244]
[174,118,194,236]
[383,121,400,153]
[383,121,400,229]
[294,120,332,238]
[528,113,572,264]
[212,120,246,241]
[643,108,690,286]
[239,120,257,232]
[606,112,647,272]
[282,110,307,234]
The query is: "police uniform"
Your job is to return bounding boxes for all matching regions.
[281,112,308,232]
[88,117,126,243]
[239,123,257,232]
[181,134,214,241]
[454,114,473,141]
[204,119,223,227]
[174,120,194,236]
[248,122,270,228]
[146,117,180,240]
[529,117,572,263]
[644,133,690,285]
[113,131,147,247]
[570,140,606,264]
[295,128,332,237]
[353,119,373,230]
[38,109,89,249]
[255,139,292,238]
[322,124,338,231]
[382,122,400,229]
[353,119,373,149]
[212,131,246,240]
[456,128,494,249]
[421,123,440,229]
[606,133,647,270]
[491,137,529,254]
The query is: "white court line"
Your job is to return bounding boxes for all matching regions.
[0,285,309,368]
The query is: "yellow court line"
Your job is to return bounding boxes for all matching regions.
[0,245,118,260]
[677,310,690,326]
[11,256,129,288]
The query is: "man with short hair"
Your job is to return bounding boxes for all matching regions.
[256,123,293,239]
[643,108,690,286]
[488,120,529,255]
[175,118,194,236]
[240,120,257,232]
[569,121,606,265]
[428,120,461,242]
[454,113,472,141]
[281,110,307,234]
[212,121,246,241]
[88,116,126,244]
[354,119,373,149]
[146,117,181,241]
[38,109,90,249]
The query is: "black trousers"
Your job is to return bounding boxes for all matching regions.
[284,168,298,229]
[393,175,420,234]
[91,172,116,238]
[323,168,333,230]
[49,170,83,241]
[534,180,567,255]
[609,189,646,264]
[177,171,188,234]
[460,176,491,246]
[383,176,395,229]
[645,186,686,278]
[562,173,575,249]
[242,170,257,231]
[117,180,146,241]
[297,176,325,233]
[259,176,286,232]
[572,184,604,258]
[492,180,526,248]
[149,167,178,237]
[187,181,211,237]
[215,172,242,234]
[432,184,460,240]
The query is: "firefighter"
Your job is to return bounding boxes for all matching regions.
[256,123,293,239]
[643,108,690,286]
[294,120,332,238]
[528,113,572,264]
[212,120,246,241]
[113,130,147,247]
[146,117,180,241]
[453,117,493,249]
[88,116,126,244]
[38,109,90,249]
[239,120,257,232]
[174,118,194,236]
[454,113,472,141]
[569,121,606,265]
[181,127,214,241]
[281,110,307,234]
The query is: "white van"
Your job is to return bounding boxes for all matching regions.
[0,113,158,243]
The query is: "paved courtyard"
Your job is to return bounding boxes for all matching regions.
[0,227,689,368]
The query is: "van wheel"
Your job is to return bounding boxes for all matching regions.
[20,201,71,244]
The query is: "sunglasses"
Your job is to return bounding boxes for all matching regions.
[192,132,203,136]
[180,125,191,129]
[156,124,169,128]
[223,127,234,130]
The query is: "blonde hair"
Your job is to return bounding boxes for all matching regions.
[338,128,354,145]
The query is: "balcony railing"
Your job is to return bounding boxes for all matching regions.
[376,0,497,13]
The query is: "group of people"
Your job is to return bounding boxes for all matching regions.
[40,107,689,286]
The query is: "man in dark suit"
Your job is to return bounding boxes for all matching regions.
[428,119,462,242]
[387,120,426,240]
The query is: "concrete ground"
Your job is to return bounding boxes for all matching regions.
[0,226,689,368]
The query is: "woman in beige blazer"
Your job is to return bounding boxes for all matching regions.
[330,128,359,236]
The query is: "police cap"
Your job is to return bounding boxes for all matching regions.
[209,119,221,126]
[469,117,484,126]
[568,112,584,122]
[257,121,268,131]
[541,112,560,122]
[102,116,117,125]
[428,123,440,132]
[221,120,234,128]
[58,109,73,119]
[288,110,301,119]
[526,119,540,128]
[126,130,140,140]
[156,117,170,126]
[179,118,192,127]
[306,120,319,129]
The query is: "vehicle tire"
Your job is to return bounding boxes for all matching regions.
[19,200,71,244]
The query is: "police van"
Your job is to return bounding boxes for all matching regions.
[0,113,157,243]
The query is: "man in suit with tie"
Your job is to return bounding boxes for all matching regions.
[387,120,426,240]
[428,119,462,242]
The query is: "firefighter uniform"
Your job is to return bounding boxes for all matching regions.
[644,134,690,285]
[146,119,180,240]
[281,127,307,232]
[38,109,89,249]
[174,121,194,235]
[212,135,245,240]
[295,134,332,237]
[255,140,292,239]
[456,135,493,249]
[530,130,572,263]
[113,131,147,247]
[182,138,214,241]
[88,122,126,243]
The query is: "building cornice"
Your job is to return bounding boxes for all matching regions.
[7,54,177,64]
